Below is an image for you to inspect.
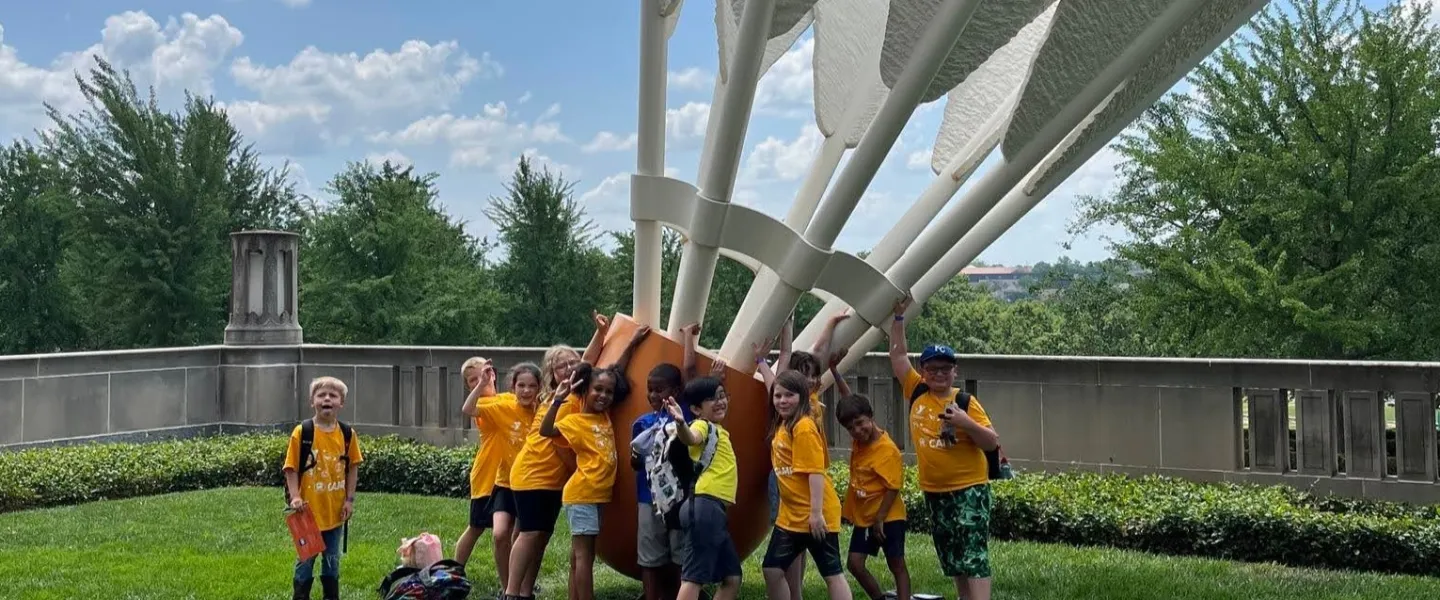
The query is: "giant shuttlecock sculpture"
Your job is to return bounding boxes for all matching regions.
[593,0,1271,579]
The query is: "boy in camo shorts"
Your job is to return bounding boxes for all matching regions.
[885,298,1001,600]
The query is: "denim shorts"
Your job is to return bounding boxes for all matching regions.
[566,503,601,536]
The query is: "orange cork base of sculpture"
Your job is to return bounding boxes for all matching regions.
[591,314,771,580]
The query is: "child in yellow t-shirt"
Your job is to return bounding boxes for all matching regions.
[537,361,622,600]
[661,375,741,600]
[762,370,851,600]
[837,394,911,600]
[283,376,364,600]
[536,324,647,600]
[456,358,541,593]
[887,297,1001,600]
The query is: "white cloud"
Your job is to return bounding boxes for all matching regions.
[906,150,931,171]
[231,40,498,115]
[369,101,568,170]
[0,12,244,137]
[365,150,413,169]
[578,172,636,239]
[582,131,639,153]
[743,122,823,182]
[578,166,686,241]
[755,38,813,116]
[280,0,312,7]
[666,101,710,148]
[1405,0,1438,24]
[218,100,333,153]
[669,67,712,91]
[518,91,533,104]
[587,103,710,155]
[494,148,575,179]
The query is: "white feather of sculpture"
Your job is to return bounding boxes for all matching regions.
[716,0,818,83]
[881,0,1058,103]
[930,2,1057,175]
[811,0,891,147]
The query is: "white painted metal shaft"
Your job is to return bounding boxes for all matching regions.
[818,0,1266,384]
[886,0,1202,292]
[633,0,670,328]
[722,132,847,350]
[804,0,1204,362]
[792,89,1017,351]
[666,0,776,334]
[717,0,985,364]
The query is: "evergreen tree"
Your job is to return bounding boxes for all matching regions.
[486,158,608,346]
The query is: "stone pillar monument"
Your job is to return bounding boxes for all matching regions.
[224,230,302,345]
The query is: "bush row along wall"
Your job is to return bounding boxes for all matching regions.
[3,433,1439,577]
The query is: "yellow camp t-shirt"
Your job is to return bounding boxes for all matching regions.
[902,368,992,493]
[689,420,737,504]
[284,422,363,532]
[772,416,842,533]
[471,393,538,495]
[809,392,829,463]
[509,393,582,491]
[554,411,617,504]
[842,430,907,527]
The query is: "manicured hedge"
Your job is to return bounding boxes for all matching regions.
[4,432,1440,578]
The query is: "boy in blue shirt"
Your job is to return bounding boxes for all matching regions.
[632,323,722,600]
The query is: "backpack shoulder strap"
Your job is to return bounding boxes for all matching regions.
[695,421,720,472]
[298,419,317,473]
[908,382,930,403]
[338,421,354,463]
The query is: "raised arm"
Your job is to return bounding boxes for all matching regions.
[663,397,701,446]
[682,323,701,381]
[777,315,793,371]
[538,375,575,438]
[887,297,912,380]
[582,310,610,365]
[811,309,851,357]
[460,360,497,417]
[751,335,778,388]
[827,349,852,398]
[612,325,651,374]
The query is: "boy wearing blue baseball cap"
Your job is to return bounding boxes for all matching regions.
[885,298,1001,600]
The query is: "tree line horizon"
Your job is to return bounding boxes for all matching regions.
[1,0,1436,363]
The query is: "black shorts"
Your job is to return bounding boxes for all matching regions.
[514,489,563,533]
[847,520,907,558]
[679,495,743,585]
[469,495,494,529]
[761,527,843,577]
[491,485,517,516]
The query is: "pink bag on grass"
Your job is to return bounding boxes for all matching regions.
[397,532,444,570]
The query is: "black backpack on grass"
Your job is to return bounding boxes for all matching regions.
[908,384,1012,480]
[283,419,356,550]
[377,559,472,600]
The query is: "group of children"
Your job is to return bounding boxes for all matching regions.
[280,299,1001,600]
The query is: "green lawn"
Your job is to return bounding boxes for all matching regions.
[1,488,1437,600]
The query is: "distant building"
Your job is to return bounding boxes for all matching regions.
[961,265,1032,300]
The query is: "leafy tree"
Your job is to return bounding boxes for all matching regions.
[0,142,83,353]
[40,58,301,349]
[486,158,609,346]
[1071,0,1440,359]
[603,227,684,323]
[298,161,503,345]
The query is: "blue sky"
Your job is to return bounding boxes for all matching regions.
[1,1,1425,267]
